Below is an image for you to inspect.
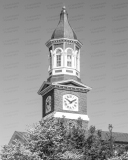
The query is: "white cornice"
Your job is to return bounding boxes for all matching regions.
[42,111,89,121]
[52,79,92,91]
[46,38,83,48]
[38,79,92,96]
[54,112,89,121]
[38,84,53,95]
[37,81,51,95]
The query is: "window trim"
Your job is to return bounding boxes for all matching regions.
[55,48,63,67]
[65,48,73,67]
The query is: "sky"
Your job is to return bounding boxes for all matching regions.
[0,0,128,147]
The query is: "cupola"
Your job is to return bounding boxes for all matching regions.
[45,6,82,83]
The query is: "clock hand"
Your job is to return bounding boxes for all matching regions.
[71,99,77,103]
[65,98,72,103]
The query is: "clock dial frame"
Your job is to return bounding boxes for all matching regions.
[63,94,78,111]
[43,90,54,117]
[45,95,52,114]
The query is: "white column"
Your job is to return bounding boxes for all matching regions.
[65,52,67,67]
[53,53,55,68]
[50,50,53,69]
[48,56,50,72]
[63,51,65,67]
[61,52,63,67]
[74,51,76,69]
[72,54,75,68]
[78,51,80,72]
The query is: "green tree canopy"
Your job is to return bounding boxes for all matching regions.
[0,116,125,160]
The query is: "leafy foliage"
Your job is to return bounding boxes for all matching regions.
[83,126,112,160]
[1,139,41,160]
[1,116,86,160]
[0,116,127,160]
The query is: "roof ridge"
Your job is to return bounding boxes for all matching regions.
[102,131,128,134]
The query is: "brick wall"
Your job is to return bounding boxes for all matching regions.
[54,88,87,115]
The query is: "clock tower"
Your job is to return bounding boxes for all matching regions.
[38,6,91,129]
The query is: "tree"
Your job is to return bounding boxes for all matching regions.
[1,116,123,160]
[0,116,86,160]
[0,139,41,160]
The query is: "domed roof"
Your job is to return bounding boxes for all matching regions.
[51,6,77,40]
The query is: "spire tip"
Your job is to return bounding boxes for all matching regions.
[62,5,66,12]
[62,6,66,9]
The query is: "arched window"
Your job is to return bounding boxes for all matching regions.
[67,49,72,67]
[56,48,62,67]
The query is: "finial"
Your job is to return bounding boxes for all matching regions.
[61,5,67,13]
[62,6,66,9]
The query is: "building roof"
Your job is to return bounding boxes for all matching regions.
[8,131,27,145]
[51,6,77,40]
[9,130,128,145]
[101,131,128,144]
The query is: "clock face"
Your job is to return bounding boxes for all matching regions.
[63,94,78,111]
[45,96,52,114]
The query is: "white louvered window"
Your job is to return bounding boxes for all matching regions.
[67,49,72,67]
[56,48,62,67]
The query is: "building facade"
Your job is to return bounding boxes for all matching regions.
[37,6,91,129]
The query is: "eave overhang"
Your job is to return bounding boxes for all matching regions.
[38,79,92,96]
[45,38,83,49]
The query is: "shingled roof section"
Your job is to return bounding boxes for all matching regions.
[8,130,128,145]
[51,6,77,40]
[101,131,128,144]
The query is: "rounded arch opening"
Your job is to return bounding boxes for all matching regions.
[65,48,74,67]
[55,48,63,67]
